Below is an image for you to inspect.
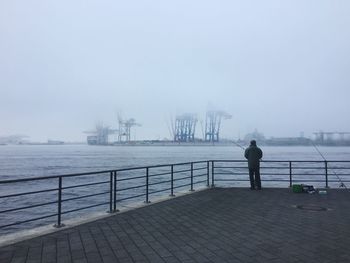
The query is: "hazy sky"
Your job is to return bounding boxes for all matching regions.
[1,0,349,141]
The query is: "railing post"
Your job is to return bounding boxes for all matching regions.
[206,161,210,187]
[113,171,119,212]
[145,167,151,203]
[325,161,329,188]
[211,161,215,187]
[108,172,113,213]
[289,161,292,188]
[54,176,64,228]
[190,163,194,191]
[170,165,175,196]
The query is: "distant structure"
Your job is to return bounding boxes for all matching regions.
[264,136,311,146]
[174,113,197,142]
[84,124,116,145]
[85,115,141,145]
[244,129,266,142]
[313,131,350,145]
[0,135,28,144]
[47,140,64,145]
[204,111,232,142]
[118,115,141,142]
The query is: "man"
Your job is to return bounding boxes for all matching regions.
[244,140,263,190]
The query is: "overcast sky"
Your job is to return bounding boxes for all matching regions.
[0,0,349,142]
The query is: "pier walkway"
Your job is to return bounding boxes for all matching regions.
[1,188,350,263]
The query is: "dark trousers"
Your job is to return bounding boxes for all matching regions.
[249,167,261,189]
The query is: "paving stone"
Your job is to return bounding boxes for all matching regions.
[57,255,71,263]
[72,259,87,263]
[71,249,86,259]
[10,257,27,263]
[1,188,350,262]
[0,250,13,263]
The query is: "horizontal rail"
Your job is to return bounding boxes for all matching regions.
[62,180,109,190]
[1,159,350,233]
[193,179,208,185]
[0,200,58,214]
[193,173,208,178]
[211,160,350,163]
[148,180,172,186]
[149,188,172,195]
[214,166,350,170]
[0,157,340,182]
[0,161,209,184]
[117,184,145,192]
[212,160,350,193]
[283,173,325,176]
[214,172,333,176]
[61,202,110,215]
[215,179,250,182]
[62,191,110,202]
[149,171,171,178]
[1,159,349,184]
[116,175,146,182]
[116,193,147,202]
[0,171,108,184]
[0,188,59,199]
[173,176,190,182]
[0,213,58,229]
[173,183,191,189]
[173,169,191,174]
[192,167,207,171]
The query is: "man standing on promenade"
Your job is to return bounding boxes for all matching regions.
[244,140,263,190]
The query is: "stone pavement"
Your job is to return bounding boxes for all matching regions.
[1,188,350,263]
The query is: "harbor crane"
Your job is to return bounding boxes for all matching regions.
[84,124,117,145]
[118,115,141,142]
[173,113,198,142]
[313,131,350,143]
[205,110,232,142]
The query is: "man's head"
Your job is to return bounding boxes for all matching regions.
[250,140,257,146]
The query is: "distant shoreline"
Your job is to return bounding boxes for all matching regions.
[2,141,350,147]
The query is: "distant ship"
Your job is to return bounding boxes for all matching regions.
[264,137,312,146]
[47,140,64,145]
[18,140,65,145]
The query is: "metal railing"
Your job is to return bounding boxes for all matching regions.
[0,161,209,231]
[211,160,350,188]
[1,159,350,232]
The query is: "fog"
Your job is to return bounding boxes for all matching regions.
[1,0,349,142]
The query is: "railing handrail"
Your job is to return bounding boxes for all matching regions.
[0,160,209,184]
[1,159,350,232]
[210,159,350,163]
[2,159,350,184]
[0,160,211,231]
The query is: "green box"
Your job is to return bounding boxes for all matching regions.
[292,184,303,193]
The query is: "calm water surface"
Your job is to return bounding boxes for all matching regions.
[1,144,350,179]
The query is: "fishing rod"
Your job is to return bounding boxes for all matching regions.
[311,141,347,189]
[232,141,245,150]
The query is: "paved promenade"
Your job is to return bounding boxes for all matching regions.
[1,187,350,263]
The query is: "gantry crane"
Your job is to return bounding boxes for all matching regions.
[118,115,141,142]
[173,113,198,142]
[205,110,232,142]
[84,123,117,145]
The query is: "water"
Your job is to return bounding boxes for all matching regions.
[1,144,350,235]
[1,145,350,179]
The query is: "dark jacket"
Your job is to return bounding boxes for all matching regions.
[244,145,263,169]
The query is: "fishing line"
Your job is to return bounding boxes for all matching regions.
[311,141,347,189]
[232,141,245,150]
